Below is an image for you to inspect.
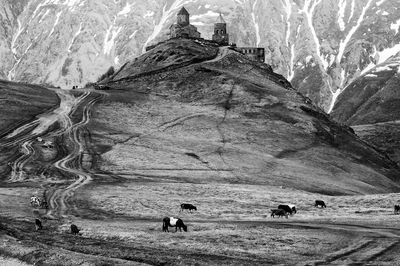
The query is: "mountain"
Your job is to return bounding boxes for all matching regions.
[1,0,400,112]
[330,53,400,164]
[330,53,400,126]
[82,38,400,195]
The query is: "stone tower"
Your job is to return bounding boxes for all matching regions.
[177,7,190,26]
[170,7,201,39]
[212,13,229,45]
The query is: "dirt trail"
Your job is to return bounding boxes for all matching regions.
[0,88,102,219]
[48,93,102,218]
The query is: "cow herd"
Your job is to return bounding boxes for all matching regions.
[271,201,326,219]
[30,197,400,235]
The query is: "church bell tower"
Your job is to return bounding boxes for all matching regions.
[212,13,229,45]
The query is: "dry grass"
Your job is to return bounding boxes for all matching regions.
[84,181,400,224]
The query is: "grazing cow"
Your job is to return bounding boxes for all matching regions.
[162,217,187,232]
[287,204,297,214]
[278,205,293,215]
[394,205,400,215]
[35,219,43,231]
[71,224,80,235]
[271,209,288,218]
[315,200,326,208]
[180,203,197,212]
[30,196,41,207]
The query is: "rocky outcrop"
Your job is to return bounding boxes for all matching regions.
[1,0,400,111]
[85,39,400,195]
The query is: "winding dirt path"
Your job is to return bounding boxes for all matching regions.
[0,88,102,219]
[48,93,102,218]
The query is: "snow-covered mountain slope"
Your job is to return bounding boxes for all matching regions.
[1,0,400,112]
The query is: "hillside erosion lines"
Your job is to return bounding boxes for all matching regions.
[48,93,103,218]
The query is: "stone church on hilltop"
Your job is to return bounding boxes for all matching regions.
[169,7,201,39]
[166,6,265,63]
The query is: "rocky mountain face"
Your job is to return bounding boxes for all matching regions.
[331,54,400,126]
[1,0,400,112]
[330,54,400,165]
[83,38,400,195]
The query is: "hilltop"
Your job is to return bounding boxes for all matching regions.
[88,38,400,195]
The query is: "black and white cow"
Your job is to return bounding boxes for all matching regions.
[162,217,187,232]
[394,205,400,215]
[71,224,80,235]
[30,196,41,207]
[278,204,295,215]
[180,203,197,212]
[271,209,288,218]
[35,219,43,231]
[315,200,326,208]
[287,204,297,214]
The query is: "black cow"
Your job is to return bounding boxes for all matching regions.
[271,209,288,218]
[278,205,294,215]
[71,224,80,235]
[315,200,326,208]
[394,205,400,215]
[162,217,187,232]
[35,219,43,231]
[180,203,197,212]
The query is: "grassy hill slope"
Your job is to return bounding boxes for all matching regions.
[88,39,400,195]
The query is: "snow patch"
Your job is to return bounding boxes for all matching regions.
[374,66,392,72]
[301,0,328,69]
[365,74,378,77]
[68,22,83,53]
[390,19,400,34]
[144,11,155,18]
[376,0,386,6]
[251,0,260,47]
[376,44,400,65]
[11,19,24,57]
[327,86,341,113]
[337,0,373,64]
[205,4,210,8]
[382,11,389,16]
[338,0,347,31]
[48,11,62,37]
[39,9,50,23]
[64,0,82,7]
[103,22,122,55]
[281,0,292,46]
[118,2,134,16]
[288,44,295,81]
[129,29,138,39]
[8,42,34,81]
[348,0,355,22]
